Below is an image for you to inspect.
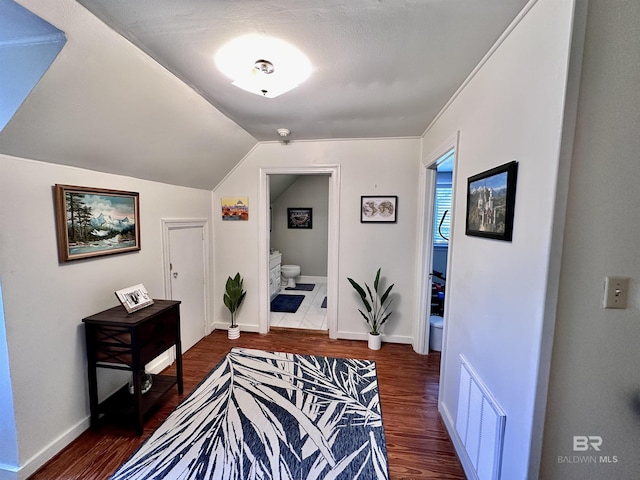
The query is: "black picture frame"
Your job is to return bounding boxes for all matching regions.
[287,208,312,229]
[360,196,398,223]
[465,161,518,241]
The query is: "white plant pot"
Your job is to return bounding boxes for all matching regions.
[368,332,382,350]
[228,325,240,340]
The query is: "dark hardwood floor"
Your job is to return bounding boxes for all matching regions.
[29,329,465,479]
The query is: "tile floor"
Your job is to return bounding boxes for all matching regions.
[270,281,327,330]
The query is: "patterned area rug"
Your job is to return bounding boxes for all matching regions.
[111,348,389,479]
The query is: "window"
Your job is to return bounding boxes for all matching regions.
[433,173,452,245]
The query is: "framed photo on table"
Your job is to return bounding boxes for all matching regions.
[115,284,154,313]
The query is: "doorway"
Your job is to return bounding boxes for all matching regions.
[414,132,459,355]
[162,219,209,353]
[258,166,340,339]
[269,174,330,331]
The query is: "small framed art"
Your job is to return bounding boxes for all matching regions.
[465,161,518,241]
[360,196,398,223]
[221,196,249,221]
[288,208,312,229]
[115,284,154,313]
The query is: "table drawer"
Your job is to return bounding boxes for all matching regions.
[138,309,178,364]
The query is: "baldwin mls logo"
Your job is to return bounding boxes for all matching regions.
[557,436,618,464]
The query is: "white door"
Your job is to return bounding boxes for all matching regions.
[168,226,206,353]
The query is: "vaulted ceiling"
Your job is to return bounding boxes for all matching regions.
[76,0,529,141]
[0,0,528,189]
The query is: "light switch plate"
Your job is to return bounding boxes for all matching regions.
[603,276,629,309]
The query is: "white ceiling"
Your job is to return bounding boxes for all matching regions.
[0,0,528,190]
[74,0,529,142]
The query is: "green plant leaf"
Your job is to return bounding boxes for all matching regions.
[379,283,394,306]
[373,268,381,292]
[348,277,372,312]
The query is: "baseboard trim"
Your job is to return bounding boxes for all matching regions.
[15,416,90,480]
[335,331,413,345]
[146,350,172,374]
[439,399,476,480]
[212,322,261,333]
[297,275,327,284]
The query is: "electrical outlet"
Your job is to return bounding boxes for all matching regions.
[603,276,629,309]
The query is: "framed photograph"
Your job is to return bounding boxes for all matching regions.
[115,284,154,313]
[465,161,518,241]
[288,208,312,229]
[54,184,140,263]
[360,196,398,223]
[221,196,249,221]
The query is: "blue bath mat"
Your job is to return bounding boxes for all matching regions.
[285,283,315,291]
[271,294,305,313]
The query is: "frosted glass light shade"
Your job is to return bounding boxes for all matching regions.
[215,34,311,98]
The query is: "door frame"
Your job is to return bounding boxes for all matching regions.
[413,132,459,354]
[258,165,340,338]
[154,218,210,368]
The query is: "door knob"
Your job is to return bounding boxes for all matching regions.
[173,272,179,279]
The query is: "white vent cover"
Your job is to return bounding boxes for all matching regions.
[456,355,506,480]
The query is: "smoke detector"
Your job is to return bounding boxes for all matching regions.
[277,128,290,137]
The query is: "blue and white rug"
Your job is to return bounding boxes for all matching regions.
[111,348,389,480]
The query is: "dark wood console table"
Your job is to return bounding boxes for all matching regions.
[82,299,183,435]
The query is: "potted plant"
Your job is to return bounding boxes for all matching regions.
[223,273,246,339]
[347,267,394,350]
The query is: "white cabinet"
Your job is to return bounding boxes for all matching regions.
[269,252,282,300]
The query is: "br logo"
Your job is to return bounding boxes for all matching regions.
[573,436,603,451]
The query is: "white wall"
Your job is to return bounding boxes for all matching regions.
[213,138,420,341]
[0,155,214,478]
[271,175,329,277]
[0,283,19,480]
[541,1,640,477]
[421,0,576,478]
[1,0,256,191]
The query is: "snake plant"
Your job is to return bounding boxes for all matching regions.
[223,273,246,328]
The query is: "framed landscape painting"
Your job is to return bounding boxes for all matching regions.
[54,184,141,262]
[465,161,518,241]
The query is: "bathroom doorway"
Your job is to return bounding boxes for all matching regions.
[414,133,458,355]
[258,166,340,339]
[269,174,330,332]
[427,150,454,353]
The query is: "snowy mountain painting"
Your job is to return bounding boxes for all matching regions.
[55,185,140,262]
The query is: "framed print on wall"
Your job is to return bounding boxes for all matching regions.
[54,184,140,263]
[360,196,398,223]
[221,196,249,221]
[465,161,518,241]
[287,208,313,229]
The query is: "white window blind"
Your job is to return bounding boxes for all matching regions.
[433,185,451,245]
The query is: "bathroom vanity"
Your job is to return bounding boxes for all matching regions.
[269,251,282,300]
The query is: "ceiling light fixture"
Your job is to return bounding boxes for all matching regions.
[215,34,312,98]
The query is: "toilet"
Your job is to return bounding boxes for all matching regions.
[281,265,301,288]
[429,315,444,352]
